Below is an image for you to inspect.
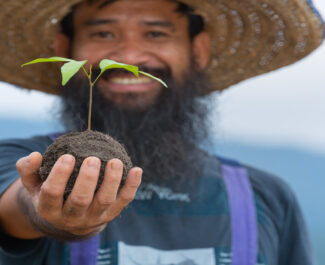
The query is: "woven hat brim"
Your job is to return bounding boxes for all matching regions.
[0,0,324,95]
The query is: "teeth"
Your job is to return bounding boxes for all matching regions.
[109,77,152,85]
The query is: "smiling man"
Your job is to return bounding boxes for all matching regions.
[60,0,210,110]
[0,0,324,265]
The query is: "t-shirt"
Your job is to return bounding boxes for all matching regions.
[0,135,315,265]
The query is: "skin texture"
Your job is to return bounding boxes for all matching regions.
[0,0,210,240]
[1,153,142,239]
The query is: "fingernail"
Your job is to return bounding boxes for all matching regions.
[136,169,143,181]
[62,155,74,165]
[87,157,100,168]
[111,160,122,171]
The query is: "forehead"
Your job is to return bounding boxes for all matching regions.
[75,0,183,22]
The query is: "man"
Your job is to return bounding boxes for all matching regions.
[0,0,324,264]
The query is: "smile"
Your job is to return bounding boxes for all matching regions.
[109,76,153,85]
[99,74,161,94]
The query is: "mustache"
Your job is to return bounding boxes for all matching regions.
[90,65,172,83]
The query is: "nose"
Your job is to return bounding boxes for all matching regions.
[107,38,151,66]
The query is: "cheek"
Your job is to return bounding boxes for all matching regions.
[71,41,107,64]
[159,44,192,79]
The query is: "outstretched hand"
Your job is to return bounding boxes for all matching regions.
[16,152,142,238]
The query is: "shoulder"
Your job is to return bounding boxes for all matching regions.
[202,149,296,206]
[244,163,302,235]
[200,150,298,220]
[245,164,296,209]
[0,134,55,195]
[0,134,54,155]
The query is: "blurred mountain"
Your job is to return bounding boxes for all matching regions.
[1,118,324,263]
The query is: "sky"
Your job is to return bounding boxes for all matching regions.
[0,0,324,154]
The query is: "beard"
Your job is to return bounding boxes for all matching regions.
[59,65,214,187]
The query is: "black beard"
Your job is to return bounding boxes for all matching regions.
[59,68,214,186]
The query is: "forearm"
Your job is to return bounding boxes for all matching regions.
[0,179,101,241]
[0,179,44,239]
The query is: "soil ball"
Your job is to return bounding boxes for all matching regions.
[39,130,133,200]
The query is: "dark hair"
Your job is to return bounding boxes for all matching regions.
[60,0,204,41]
[175,2,205,40]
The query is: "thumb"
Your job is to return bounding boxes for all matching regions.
[16,152,43,193]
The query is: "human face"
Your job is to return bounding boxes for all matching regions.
[67,0,195,110]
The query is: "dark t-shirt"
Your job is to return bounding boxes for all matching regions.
[0,135,314,265]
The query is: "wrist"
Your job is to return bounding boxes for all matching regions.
[17,186,104,241]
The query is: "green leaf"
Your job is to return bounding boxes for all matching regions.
[21,57,74,67]
[61,60,87,85]
[98,59,167,88]
[139,71,167,88]
[99,59,139,77]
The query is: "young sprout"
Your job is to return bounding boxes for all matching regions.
[22,57,167,130]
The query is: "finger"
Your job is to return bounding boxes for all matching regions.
[16,152,43,193]
[63,157,100,218]
[104,167,142,221]
[38,154,75,214]
[91,159,123,213]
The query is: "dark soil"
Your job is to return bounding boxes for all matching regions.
[39,130,133,200]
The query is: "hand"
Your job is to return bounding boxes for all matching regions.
[16,152,142,239]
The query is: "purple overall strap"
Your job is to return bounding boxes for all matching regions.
[219,158,258,265]
[70,235,100,265]
[47,133,101,265]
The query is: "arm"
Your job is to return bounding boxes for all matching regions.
[0,178,44,239]
[277,187,315,265]
[0,152,142,241]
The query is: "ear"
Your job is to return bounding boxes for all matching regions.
[53,33,71,57]
[192,31,211,71]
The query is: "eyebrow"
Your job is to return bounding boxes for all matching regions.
[84,18,117,26]
[141,20,176,32]
[84,18,175,32]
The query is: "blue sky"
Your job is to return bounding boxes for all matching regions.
[0,0,324,154]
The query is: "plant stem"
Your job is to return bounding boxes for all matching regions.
[82,66,89,79]
[82,65,94,131]
[88,82,93,131]
[88,66,93,131]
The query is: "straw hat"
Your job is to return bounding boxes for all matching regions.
[0,0,324,95]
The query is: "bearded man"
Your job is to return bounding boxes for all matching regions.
[0,0,324,264]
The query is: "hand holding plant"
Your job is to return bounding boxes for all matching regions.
[16,57,167,239]
[22,56,167,198]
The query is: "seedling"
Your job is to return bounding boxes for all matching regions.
[22,57,167,130]
[21,57,167,198]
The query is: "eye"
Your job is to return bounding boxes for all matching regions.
[91,31,114,39]
[146,31,167,38]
